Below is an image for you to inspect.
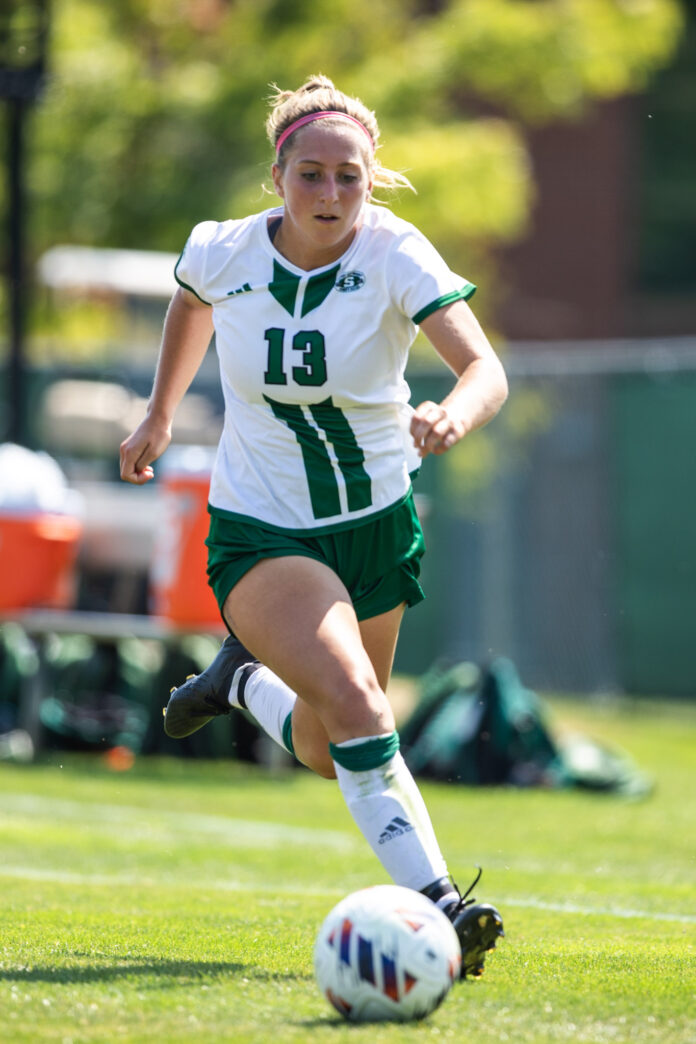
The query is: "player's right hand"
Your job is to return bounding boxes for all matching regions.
[119,416,172,485]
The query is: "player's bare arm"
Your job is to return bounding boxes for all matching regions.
[411,299,508,458]
[119,287,214,484]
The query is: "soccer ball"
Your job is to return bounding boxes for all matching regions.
[314,884,461,1023]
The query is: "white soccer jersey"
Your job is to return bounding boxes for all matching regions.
[175,203,475,533]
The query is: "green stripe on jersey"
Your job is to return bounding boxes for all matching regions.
[264,396,341,519]
[268,260,339,319]
[264,395,373,521]
[302,265,340,317]
[269,260,301,316]
[411,283,476,325]
[309,399,372,512]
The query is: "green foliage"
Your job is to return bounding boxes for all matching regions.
[27,0,684,269]
[2,0,682,361]
[415,0,685,122]
[0,694,695,1041]
[380,119,533,247]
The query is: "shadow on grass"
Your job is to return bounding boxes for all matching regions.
[296,1016,349,1029]
[1,958,313,985]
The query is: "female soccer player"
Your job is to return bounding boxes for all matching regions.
[120,75,507,977]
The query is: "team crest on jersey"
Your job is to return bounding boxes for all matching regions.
[336,271,366,293]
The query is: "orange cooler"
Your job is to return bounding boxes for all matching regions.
[0,512,83,610]
[149,446,221,628]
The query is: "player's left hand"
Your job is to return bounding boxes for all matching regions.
[410,401,465,458]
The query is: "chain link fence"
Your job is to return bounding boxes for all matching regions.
[399,338,696,697]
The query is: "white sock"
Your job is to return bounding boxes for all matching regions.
[332,735,449,892]
[229,664,296,755]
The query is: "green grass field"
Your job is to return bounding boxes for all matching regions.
[1,693,694,1043]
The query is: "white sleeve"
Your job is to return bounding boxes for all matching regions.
[386,225,476,324]
[173,221,219,305]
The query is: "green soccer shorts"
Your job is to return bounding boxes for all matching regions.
[206,489,425,622]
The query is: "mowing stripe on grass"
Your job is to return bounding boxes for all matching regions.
[0,793,359,850]
[1,865,693,925]
[501,896,696,925]
[0,865,346,896]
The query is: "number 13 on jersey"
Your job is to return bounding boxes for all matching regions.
[264,327,327,387]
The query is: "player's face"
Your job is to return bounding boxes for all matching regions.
[271,123,373,270]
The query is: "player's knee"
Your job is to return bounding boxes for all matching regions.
[295,669,393,759]
[329,672,393,738]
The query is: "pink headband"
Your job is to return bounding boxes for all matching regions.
[275,111,374,156]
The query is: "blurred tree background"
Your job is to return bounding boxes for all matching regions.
[0,0,692,692]
[1,0,683,347]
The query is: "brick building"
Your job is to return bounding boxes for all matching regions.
[497,13,696,343]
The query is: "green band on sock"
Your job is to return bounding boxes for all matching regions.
[329,732,400,771]
[282,711,295,757]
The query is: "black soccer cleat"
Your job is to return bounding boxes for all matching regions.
[163,635,260,739]
[441,868,505,979]
[449,899,504,979]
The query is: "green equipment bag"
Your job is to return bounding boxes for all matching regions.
[401,657,560,786]
[401,657,652,796]
[0,622,40,733]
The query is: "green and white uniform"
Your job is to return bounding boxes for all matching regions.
[175,203,475,534]
[175,203,478,898]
